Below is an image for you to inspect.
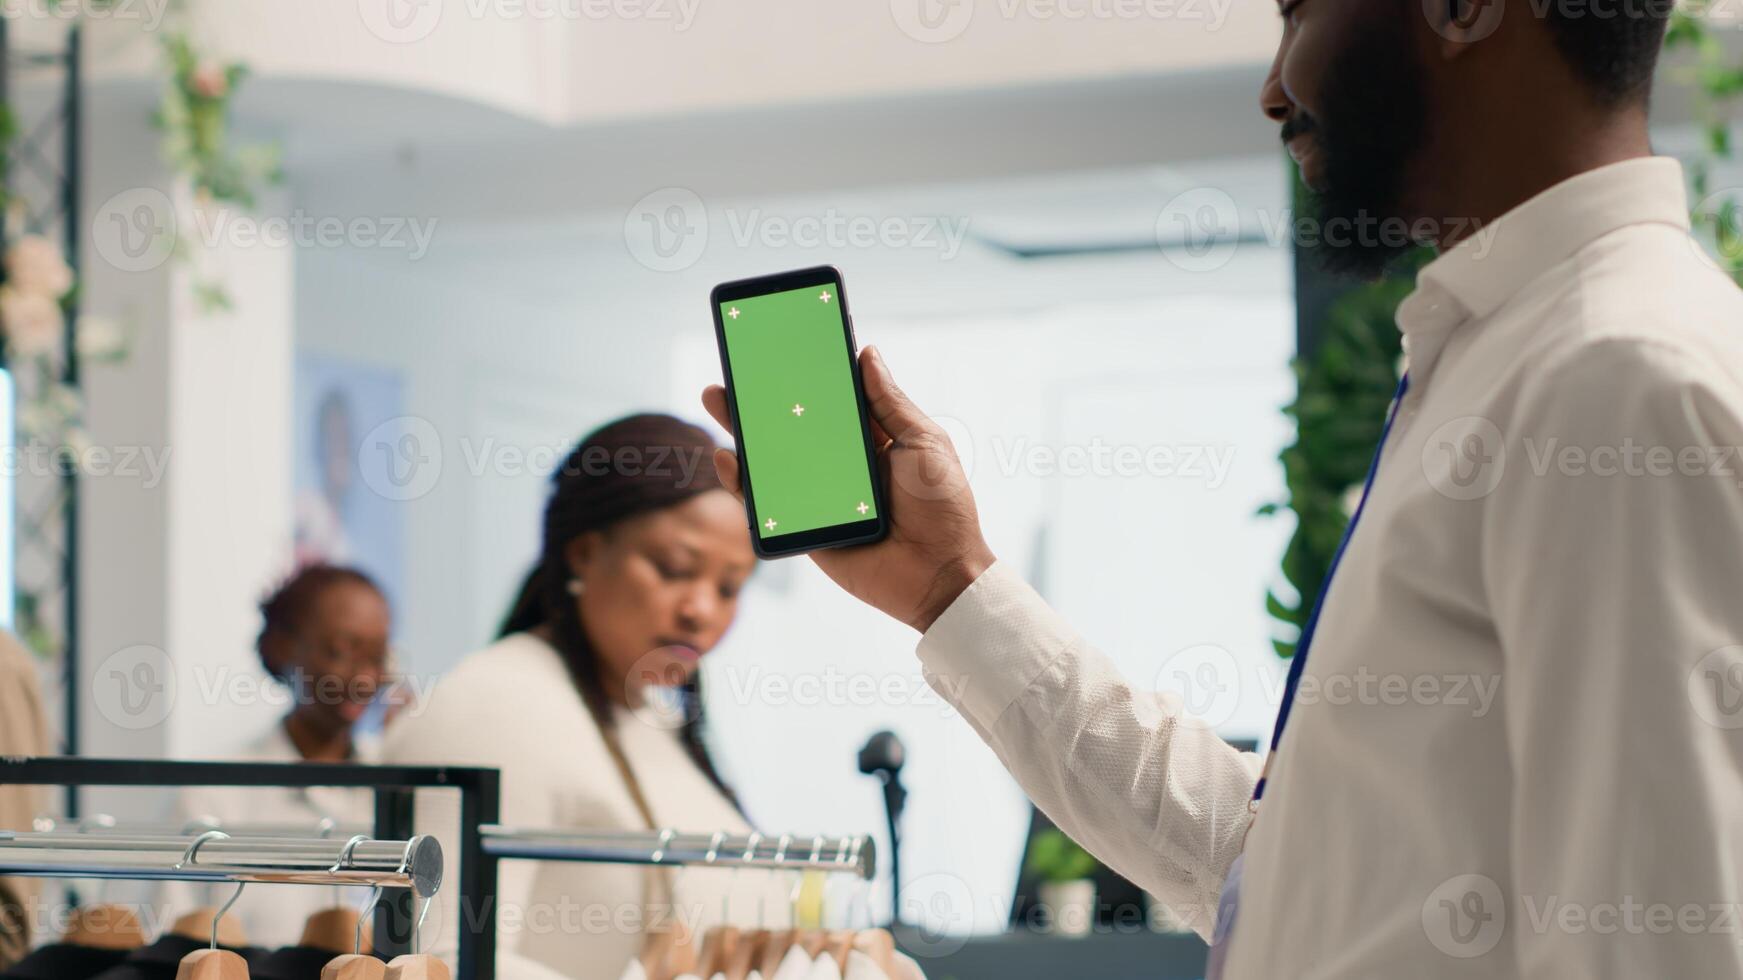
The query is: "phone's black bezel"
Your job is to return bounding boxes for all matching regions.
[710,265,890,559]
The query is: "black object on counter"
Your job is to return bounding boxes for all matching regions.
[858,730,908,926]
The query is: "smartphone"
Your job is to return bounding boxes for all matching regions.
[710,265,889,559]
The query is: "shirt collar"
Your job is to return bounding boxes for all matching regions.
[1398,156,1691,341]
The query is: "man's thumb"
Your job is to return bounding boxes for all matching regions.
[861,346,929,440]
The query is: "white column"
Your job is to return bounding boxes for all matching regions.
[78,87,295,798]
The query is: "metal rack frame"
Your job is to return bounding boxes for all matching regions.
[0,21,85,815]
[0,758,500,980]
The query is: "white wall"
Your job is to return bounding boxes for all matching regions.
[293,152,1298,930]
[66,0,1282,127]
[77,95,297,818]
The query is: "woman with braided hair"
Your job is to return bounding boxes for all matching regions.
[385,413,775,980]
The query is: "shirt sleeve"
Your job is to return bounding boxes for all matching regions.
[916,562,1261,940]
[1483,337,1743,978]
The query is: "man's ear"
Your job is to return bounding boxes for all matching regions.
[1428,0,1505,57]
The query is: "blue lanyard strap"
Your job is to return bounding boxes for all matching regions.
[1254,373,1411,803]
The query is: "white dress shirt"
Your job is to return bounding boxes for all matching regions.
[917,157,1743,978]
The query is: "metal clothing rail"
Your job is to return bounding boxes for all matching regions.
[30,815,374,839]
[0,831,443,897]
[480,826,876,880]
[0,757,500,980]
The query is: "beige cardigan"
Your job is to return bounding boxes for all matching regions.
[0,631,50,970]
[383,633,789,980]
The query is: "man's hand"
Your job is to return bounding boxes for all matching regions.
[701,345,997,633]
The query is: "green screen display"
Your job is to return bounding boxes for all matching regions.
[721,282,878,540]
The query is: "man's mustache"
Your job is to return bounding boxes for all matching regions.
[1281,113,1319,144]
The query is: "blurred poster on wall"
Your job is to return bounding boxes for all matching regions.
[292,353,407,614]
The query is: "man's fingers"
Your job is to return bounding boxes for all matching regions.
[867,411,891,451]
[701,384,732,432]
[859,346,929,442]
[711,446,744,500]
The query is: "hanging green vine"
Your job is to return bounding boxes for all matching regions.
[1258,269,1410,659]
[154,33,281,209]
[153,31,283,312]
[1667,6,1743,283]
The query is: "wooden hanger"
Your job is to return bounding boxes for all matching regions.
[821,931,854,972]
[321,885,386,980]
[722,928,766,980]
[696,924,741,979]
[62,904,147,950]
[796,929,828,961]
[169,908,249,950]
[175,882,250,980]
[302,907,369,955]
[175,947,250,980]
[321,955,386,980]
[850,929,898,978]
[382,954,448,980]
[380,893,449,980]
[756,929,800,978]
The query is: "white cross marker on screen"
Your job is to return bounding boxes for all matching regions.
[764,518,778,532]
[819,290,833,303]
[728,307,741,319]
[792,404,806,417]
[857,501,869,515]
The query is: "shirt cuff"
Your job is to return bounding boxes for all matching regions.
[915,560,1080,732]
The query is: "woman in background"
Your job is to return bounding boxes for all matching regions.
[168,564,393,947]
[385,414,772,980]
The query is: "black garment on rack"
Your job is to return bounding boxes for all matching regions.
[86,935,266,980]
[0,942,131,980]
[252,946,386,980]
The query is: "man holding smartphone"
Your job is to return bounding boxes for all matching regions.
[703,1,1743,976]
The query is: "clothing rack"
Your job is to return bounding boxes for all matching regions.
[0,757,500,980]
[480,826,876,880]
[0,831,442,896]
[29,815,375,839]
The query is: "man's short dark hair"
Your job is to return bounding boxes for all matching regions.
[1540,0,1675,105]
